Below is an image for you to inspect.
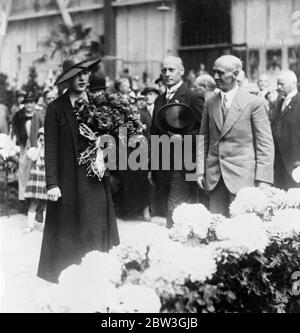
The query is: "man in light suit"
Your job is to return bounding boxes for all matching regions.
[197,55,274,216]
[272,70,300,190]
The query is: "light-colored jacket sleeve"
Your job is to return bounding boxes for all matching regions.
[251,99,275,184]
[196,101,209,178]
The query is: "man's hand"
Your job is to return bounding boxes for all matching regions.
[47,186,62,202]
[148,171,156,188]
[197,175,205,190]
[256,181,271,189]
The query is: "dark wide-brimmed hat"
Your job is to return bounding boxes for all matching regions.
[155,103,196,134]
[23,92,36,103]
[141,86,160,96]
[55,55,101,86]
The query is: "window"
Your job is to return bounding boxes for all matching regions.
[177,0,231,47]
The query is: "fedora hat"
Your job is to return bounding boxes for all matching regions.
[155,103,196,135]
[141,86,160,96]
[23,92,36,104]
[55,55,101,86]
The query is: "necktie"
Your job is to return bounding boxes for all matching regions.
[281,98,289,112]
[166,90,173,103]
[222,94,229,122]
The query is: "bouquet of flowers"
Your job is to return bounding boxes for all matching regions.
[74,92,145,180]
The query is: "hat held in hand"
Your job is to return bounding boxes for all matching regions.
[55,54,101,86]
[155,103,196,135]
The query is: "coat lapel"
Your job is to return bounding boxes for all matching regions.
[169,83,187,104]
[279,95,297,119]
[220,89,246,138]
[211,93,223,132]
[61,92,79,159]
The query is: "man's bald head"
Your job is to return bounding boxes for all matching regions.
[213,55,243,92]
[214,55,243,73]
[161,56,184,88]
[277,70,298,97]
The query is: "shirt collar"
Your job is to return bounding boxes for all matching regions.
[285,89,297,101]
[221,84,239,100]
[166,80,183,94]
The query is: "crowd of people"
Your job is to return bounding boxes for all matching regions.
[1,52,300,283]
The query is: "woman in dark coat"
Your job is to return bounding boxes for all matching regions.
[37,55,119,283]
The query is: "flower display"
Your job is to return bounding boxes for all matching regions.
[80,251,123,285]
[264,209,300,240]
[117,284,161,313]
[214,214,269,254]
[142,243,217,296]
[171,203,212,241]
[286,188,300,209]
[229,187,269,216]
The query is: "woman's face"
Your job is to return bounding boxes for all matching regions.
[24,101,35,114]
[69,70,90,93]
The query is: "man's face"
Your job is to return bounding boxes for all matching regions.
[213,60,237,92]
[69,70,90,93]
[24,101,35,113]
[257,77,269,91]
[45,90,58,105]
[145,91,158,105]
[277,77,294,97]
[193,81,206,97]
[161,60,183,88]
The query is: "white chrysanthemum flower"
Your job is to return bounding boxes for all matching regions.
[143,244,217,295]
[215,214,269,254]
[172,203,212,240]
[110,223,170,267]
[230,187,269,217]
[286,188,300,209]
[117,284,161,313]
[81,251,122,285]
[55,281,119,313]
[265,209,300,239]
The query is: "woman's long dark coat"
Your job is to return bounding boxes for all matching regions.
[37,92,120,283]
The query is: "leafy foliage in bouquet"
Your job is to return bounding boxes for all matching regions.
[160,235,300,313]
[74,92,144,138]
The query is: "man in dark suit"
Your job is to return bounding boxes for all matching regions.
[197,55,274,216]
[272,70,300,190]
[150,56,204,227]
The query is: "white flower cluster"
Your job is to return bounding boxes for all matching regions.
[230,187,269,217]
[142,242,217,296]
[0,134,20,160]
[286,188,300,209]
[111,223,170,266]
[40,249,161,313]
[264,209,300,240]
[214,214,270,255]
[171,203,212,242]
[117,284,161,313]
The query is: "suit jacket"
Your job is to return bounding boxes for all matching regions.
[150,82,204,174]
[271,93,300,181]
[12,108,29,147]
[197,88,274,194]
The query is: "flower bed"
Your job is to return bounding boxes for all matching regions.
[37,187,300,313]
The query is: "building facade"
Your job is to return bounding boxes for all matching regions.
[1,0,300,88]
